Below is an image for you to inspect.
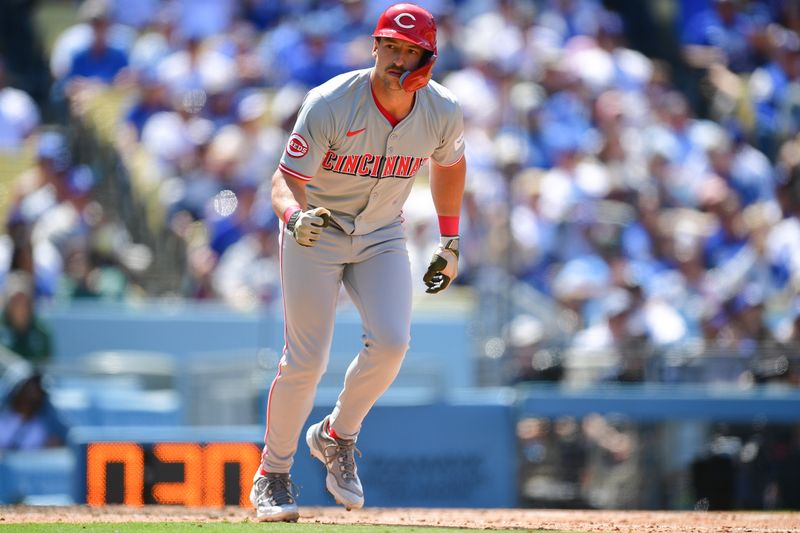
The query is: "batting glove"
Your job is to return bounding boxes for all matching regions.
[287,207,330,247]
[423,236,459,294]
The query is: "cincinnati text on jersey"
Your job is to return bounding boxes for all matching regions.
[321,151,430,179]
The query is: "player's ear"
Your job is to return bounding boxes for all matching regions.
[372,38,379,58]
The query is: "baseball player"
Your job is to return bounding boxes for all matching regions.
[250,3,466,522]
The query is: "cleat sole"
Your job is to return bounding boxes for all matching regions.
[255,512,300,523]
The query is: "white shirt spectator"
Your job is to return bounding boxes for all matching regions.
[0,234,63,298]
[129,30,174,72]
[0,87,39,151]
[212,231,280,310]
[156,47,236,95]
[766,215,800,290]
[141,111,210,176]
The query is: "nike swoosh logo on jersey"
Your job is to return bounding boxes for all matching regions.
[346,128,367,137]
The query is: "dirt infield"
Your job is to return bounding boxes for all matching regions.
[0,506,798,532]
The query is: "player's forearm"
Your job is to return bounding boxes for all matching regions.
[272,169,308,221]
[430,157,466,217]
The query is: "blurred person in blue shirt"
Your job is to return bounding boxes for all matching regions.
[324,0,374,47]
[681,0,759,73]
[0,353,67,451]
[121,69,170,141]
[127,4,181,73]
[728,284,777,356]
[619,193,685,296]
[206,182,260,258]
[537,0,606,45]
[240,0,284,32]
[283,15,352,88]
[705,126,776,207]
[748,25,800,158]
[65,1,129,85]
[212,206,281,310]
[699,178,749,270]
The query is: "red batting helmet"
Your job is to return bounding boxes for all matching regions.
[372,3,437,92]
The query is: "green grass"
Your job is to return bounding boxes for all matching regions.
[0,524,575,533]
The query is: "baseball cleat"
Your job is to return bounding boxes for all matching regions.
[250,472,300,522]
[306,416,364,510]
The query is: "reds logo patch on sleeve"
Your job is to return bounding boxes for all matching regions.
[286,133,309,158]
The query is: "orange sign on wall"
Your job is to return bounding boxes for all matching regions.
[86,442,262,507]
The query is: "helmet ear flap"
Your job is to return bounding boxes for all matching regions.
[400,52,436,92]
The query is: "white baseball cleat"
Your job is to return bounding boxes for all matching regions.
[306,416,364,510]
[250,472,300,522]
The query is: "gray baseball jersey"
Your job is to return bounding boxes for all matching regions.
[278,68,465,235]
[261,67,465,475]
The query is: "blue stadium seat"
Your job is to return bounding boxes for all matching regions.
[0,448,75,504]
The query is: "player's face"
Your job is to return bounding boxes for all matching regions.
[372,37,426,90]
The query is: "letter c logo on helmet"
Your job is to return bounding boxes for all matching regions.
[373,3,437,92]
[393,13,416,29]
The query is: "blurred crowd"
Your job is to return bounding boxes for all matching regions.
[0,0,799,388]
[517,413,800,510]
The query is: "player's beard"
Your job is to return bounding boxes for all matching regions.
[381,67,405,91]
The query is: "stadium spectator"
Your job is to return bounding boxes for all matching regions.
[180,241,218,300]
[64,6,129,86]
[47,0,134,120]
[0,271,52,367]
[127,4,181,73]
[0,57,40,152]
[48,0,135,83]
[226,91,283,185]
[55,229,134,302]
[699,179,749,270]
[119,69,170,142]
[564,287,649,384]
[681,0,761,73]
[212,206,280,310]
[10,131,70,222]
[0,219,62,301]
[155,34,236,98]
[0,352,67,450]
[747,24,800,158]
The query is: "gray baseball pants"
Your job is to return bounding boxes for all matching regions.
[261,220,412,473]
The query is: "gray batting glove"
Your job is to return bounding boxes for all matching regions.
[287,207,331,247]
[423,236,459,294]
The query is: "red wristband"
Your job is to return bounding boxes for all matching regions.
[438,215,460,236]
[283,205,301,224]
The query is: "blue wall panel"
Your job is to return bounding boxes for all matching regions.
[43,302,474,392]
[68,400,518,508]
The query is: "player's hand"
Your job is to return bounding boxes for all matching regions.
[423,236,459,294]
[288,207,331,247]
